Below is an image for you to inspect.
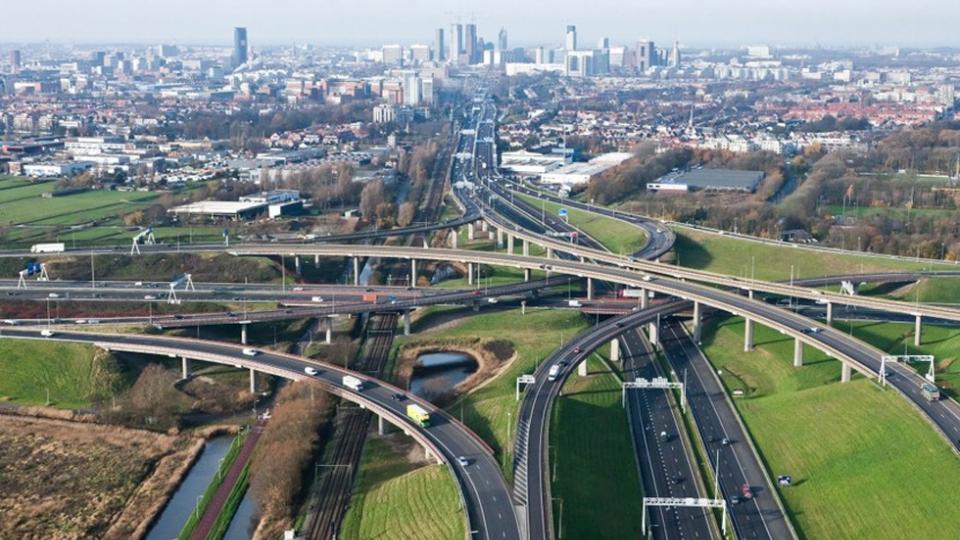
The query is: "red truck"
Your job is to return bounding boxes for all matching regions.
[362,293,378,303]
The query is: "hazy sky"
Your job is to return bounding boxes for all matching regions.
[4,0,959,48]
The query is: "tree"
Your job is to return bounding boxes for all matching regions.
[359,180,386,221]
[397,201,416,227]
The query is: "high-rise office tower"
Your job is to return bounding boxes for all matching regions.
[597,37,610,49]
[9,50,21,73]
[497,28,508,51]
[565,25,577,51]
[465,23,478,63]
[449,23,463,63]
[637,39,655,70]
[435,28,446,61]
[233,27,249,68]
[669,40,681,68]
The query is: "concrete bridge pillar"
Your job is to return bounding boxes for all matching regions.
[241,324,248,345]
[640,288,648,309]
[467,223,476,241]
[915,314,922,347]
[378,415,388,436]
[410,259,418,287]
[587,278,594,300]
[546,247,553,259]
[793,338,804,367]
[743,318,754,351]
[249,368,257,393]
[841,363,852,383]
[294,256,301,275]
[524,268,531,282]
[325,318,333,345]
[468,263,474,286]
[404,310,412,336]
[826,302,833,325]
[522,239,530,257]
[181,357,190,379]
[649,320,659,347]
[507,234,515,255]
[610,338,621,362]
[314,254,319,265]
[423,237,430,249]
[692,301,702,344]
[578,358,588,377]
[353,257,360,287]
[496,228,504,249]
[451,228,458,249]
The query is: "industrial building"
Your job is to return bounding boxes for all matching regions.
[647,168,765,193]
[169,190,302,220]
[540,152,633,186]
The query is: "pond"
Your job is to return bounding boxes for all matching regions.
[409,351,478,401]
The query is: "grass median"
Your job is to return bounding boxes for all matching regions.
[514,192,647,255]
[700,316,960,539]
[549,353,644,539]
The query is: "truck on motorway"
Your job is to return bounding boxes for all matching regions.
[311,296,324,302]
[567,300,582,307]
[406,404,430,427]
[362,293,378,303]
[30,243,65,254]
[922,383,941,401]
[548,364,561,381]
[343,375,364,392]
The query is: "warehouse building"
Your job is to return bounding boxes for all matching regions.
[647,168,765,193]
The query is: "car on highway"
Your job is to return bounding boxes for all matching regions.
[741,484,753,499]
[391,393,405,401]
[304,366,319,376]
[40,329,55,337]
[456,456,470,467]
[472,290,482,296]
[144,295,156,300]
[548,365,561,381]
[802,326,822,334]
[573,346,582,354]
[721,437,732,446]
[2,319,17,325]
[48,293,60,298]
[730,495,740,505]
[615,321,625,328]
[242,348,259,357]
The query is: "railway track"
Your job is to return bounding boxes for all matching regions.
[303,312,398,540]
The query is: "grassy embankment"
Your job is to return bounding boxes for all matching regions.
[673,228,956,281]
[700,317,960,539]
[0,340,125,408]
[339,435,464,540]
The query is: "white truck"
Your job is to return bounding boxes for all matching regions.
[342,375,364,392]
[567,299,583,308]
[31,243,65,254]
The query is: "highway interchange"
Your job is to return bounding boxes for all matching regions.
[4,93,960,540]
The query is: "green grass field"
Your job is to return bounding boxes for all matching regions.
[700,317,960,539]
[339,435,464,540]
[514,192,647,255]
[0,181,158,226]
[0,339,125,408]
[674,228,956,281]
[550,354,644,539]
[395,307,588,477]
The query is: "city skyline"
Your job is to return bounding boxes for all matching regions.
[3,0,960,48]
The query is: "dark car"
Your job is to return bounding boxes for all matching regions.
[391,393,406,401]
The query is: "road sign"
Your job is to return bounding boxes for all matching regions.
[516,374,536,401]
